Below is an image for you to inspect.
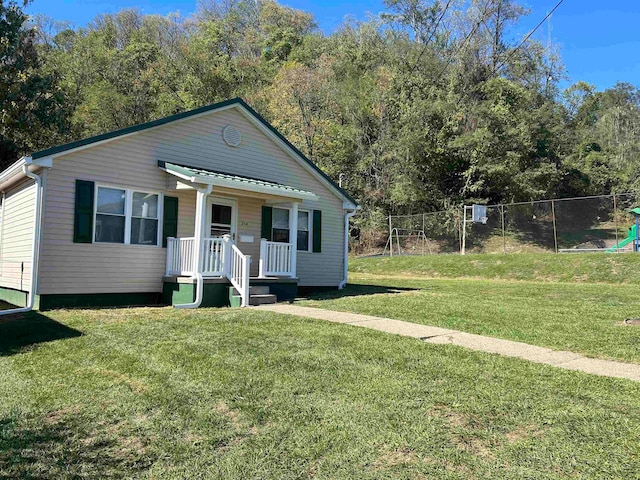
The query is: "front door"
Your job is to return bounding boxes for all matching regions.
[207,197,237,240]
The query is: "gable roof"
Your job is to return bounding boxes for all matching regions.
[31,97,358,207]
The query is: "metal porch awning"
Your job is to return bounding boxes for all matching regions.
[159,161,318,201]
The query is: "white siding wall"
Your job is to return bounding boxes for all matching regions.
[0,178,36,291]
[38,106,346,295]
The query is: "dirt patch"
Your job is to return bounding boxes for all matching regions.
[43,406,82,426]
[214,401,242,429]
[452,435,495,459]
[7,408,157,477]
[433,405,495,459]
[433,405,467,428]
[84,367,149,393]
[504,424,546,444]
[372,447,418,468]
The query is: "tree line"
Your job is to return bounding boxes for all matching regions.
[2,0,640,234]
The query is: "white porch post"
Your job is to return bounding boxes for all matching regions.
[222,234,232,276]
[193,186,212,274]
[259,238,267,278]
[290,202,298,278]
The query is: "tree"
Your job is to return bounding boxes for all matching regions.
[0,0,67,168]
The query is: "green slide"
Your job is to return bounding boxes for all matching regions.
[607,224,638,252]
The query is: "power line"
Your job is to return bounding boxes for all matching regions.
[433,0,495,83]
[490,0,566,78]
[409,0,456,73]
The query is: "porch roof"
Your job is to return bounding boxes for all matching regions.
[159,161,318,201]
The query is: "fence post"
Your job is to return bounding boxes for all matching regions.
[500,204,506,254]
[613,194,619,253]
[461,206,468,255]
[551,200,558,254]
[458,210,463,252]
[422,213,426,256]
[388,214,393,257]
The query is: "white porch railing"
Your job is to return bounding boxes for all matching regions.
[166,237,196,276]
[166,235,251,307]
[227,242,251,307]
[166,237,226,277]
[202,237,225,276]
[259,239,295,277]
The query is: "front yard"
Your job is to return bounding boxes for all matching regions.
[298,254,640,364]
[1,306,640,478]
[300,274,640,363]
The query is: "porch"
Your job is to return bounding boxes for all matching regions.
[162,274,298,308]
[160,161,318,307]
[165,236,297,280]
[164,236,298,306]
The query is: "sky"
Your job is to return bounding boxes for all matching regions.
[25,0,640,92]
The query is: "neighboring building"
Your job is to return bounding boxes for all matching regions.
[0,98,358,310]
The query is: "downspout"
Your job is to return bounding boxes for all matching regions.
[174,272,204,310]
[338,209,357,289]
[0,192,6,276]
[175,184,212,309]
[0,162,43,316]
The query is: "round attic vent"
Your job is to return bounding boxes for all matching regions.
[222,125,242,147]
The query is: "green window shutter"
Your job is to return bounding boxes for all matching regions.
[312,210,322,253]
[261,206,273,240]
[74,180,94,243]
[163,196,179,247]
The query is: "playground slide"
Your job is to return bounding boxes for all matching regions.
[606,224,638,252]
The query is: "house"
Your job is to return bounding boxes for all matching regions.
[0,98,359,311]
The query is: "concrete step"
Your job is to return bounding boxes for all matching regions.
[231,285,270,296]
[248,294,278,306]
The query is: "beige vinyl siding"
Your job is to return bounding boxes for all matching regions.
[234,196,263,277]
[174,189,196,238]
[0,178,36,291]
[38,105,346,294]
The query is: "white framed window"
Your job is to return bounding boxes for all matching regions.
[272,207,290,243]
[297,210,311,252]
[94,185,162,246]
[272,207,312,252]
[95,187,126,243]
[131,192,159,245]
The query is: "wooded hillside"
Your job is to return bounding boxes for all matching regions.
[2,0,640,234]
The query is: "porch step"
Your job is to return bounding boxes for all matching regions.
[248,294,278,306]
[229,285,278,307]
[231,285,270,296]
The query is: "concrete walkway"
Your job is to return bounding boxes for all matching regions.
[257,304,640,382]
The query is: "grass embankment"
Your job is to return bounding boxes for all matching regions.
[297,254,640,363]
[350,253,640,284]
[1,308,640,478]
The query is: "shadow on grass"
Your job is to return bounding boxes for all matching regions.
[0,411,154,478]
[0,312,82,357]
[300,284,419,301]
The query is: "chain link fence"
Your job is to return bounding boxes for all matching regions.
[381,210,462,255]
[374,193,640,256]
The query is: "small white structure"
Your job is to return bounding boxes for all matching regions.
[461,204,488,255]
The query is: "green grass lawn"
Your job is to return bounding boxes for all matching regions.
[298,254,640,364]
[2,307,640,478]
[351,252,640,284]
